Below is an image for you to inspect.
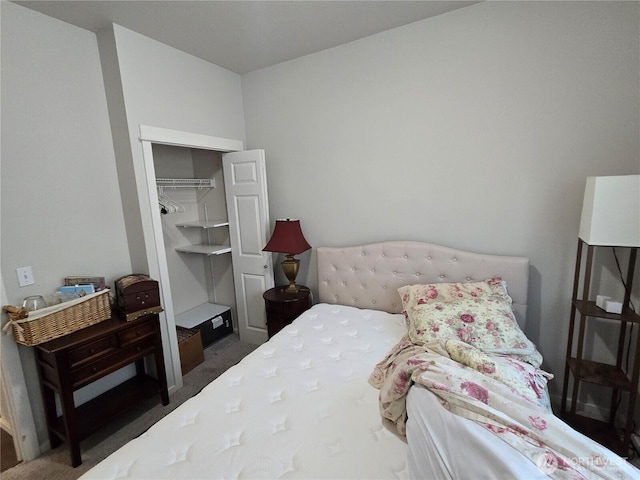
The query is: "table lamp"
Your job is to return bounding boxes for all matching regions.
[263,219,311,292]
[578,175,640,247]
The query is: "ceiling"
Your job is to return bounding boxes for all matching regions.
[14,1,479,74]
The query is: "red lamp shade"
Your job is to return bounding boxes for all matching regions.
[263,219,311,255]
[263,219,311,292]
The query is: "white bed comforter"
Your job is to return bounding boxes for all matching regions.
[81,304,409,479]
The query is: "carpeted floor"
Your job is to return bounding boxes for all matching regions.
[2,333,258,480]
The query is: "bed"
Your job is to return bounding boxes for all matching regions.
[81,241,638,479]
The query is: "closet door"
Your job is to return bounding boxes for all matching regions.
[223,150,274,344]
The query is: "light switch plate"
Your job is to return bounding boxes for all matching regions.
[17,266,35,287]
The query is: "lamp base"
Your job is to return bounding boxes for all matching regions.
[281,255,301,293]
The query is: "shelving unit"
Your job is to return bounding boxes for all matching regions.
[175,219,231,255]
[167,183,233,341]
[175,205,230,256]
[560,239,639,457]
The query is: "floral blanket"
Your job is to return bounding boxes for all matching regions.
[369,336,638,480]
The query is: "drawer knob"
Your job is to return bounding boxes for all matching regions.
[136,346,142,352]
[88,348,94,354]
[92,367,97,373]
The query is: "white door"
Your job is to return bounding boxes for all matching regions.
[223,150,274,344]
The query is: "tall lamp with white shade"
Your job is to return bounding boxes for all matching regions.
[560,174,640,457]
[578,175,640,248]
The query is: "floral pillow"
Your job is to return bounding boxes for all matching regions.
[398,278,508,315]
[405,293,535,355]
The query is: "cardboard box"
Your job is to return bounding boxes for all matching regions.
[177,326,204,376]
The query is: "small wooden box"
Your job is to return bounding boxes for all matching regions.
[177,326,204,375]
[115,274,163,321]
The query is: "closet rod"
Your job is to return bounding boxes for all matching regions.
[156,178,215,188]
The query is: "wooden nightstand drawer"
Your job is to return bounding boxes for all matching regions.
[68,337,116,368]
[71,337,156,387]
[118,319,156,346]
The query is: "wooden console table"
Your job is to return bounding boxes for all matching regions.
[35,312,169,467]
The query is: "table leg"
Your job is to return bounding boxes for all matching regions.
[39,386,61,449]
[154,340,169,406]
[59,387,81,467]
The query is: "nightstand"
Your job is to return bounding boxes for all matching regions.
[263,286,312,337]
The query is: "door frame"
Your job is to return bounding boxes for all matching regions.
[1,362,22,462]
[138,125,244,389]
[0,276,39,462]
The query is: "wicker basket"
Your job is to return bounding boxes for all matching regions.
[4,289,111,346]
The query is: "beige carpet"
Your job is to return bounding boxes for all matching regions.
[2,333,257,480]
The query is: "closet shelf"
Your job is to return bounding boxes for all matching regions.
[175,245,231,256]
[176,220,229,229]
[156,178,215,188]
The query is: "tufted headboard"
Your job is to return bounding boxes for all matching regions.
[317,241,530,327]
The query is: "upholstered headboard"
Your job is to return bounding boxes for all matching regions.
[317,241,530,327]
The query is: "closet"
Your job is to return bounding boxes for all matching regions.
[154,145,233,347]
[151,143,274,354]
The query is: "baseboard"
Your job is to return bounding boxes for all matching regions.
[550,393,639,437]
[549,393,607,420]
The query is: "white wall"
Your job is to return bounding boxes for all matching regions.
[101,23,246,299]
[98,24,246,276]
[97,24,247,390]
[1,6,248,451]
[2,0,639,456]
[1,2,132,448]
[241,0,640,406]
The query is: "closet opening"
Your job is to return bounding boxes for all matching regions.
[138,125,274,391]
[153,145,236,353]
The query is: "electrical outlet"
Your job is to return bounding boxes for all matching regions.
[16,266,35,287]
